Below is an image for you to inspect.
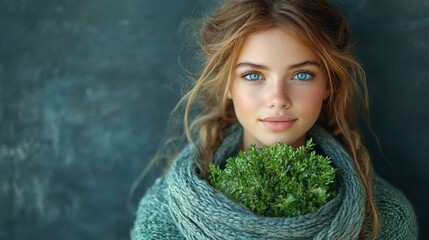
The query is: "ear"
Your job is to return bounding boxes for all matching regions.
[323,89,330,99]
[227,90,232,99]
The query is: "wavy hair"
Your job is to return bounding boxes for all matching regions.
[175,0,379,238]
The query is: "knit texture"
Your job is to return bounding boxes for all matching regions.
[131,125,417,240]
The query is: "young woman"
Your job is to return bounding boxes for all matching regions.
[131,0,417,239]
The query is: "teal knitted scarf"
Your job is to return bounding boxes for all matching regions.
[166,125,366,239]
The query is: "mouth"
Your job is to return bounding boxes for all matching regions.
[260,116,297,131]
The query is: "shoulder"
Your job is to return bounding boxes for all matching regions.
[372,176,418,239]
[131,176,184,240]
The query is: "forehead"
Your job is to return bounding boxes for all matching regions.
[237,27,320,66]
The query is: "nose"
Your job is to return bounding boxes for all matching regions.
[266,80,291,109]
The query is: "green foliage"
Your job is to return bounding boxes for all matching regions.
[208,139,337,217]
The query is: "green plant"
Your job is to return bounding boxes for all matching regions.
[208,139,337,217]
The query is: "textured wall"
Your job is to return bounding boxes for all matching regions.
[342,2,429,240]
[0,0,427,239]
[0,0,199,239]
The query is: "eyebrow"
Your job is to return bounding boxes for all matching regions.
[235,61,321,70]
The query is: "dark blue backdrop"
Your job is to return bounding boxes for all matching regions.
[0,0,428,239]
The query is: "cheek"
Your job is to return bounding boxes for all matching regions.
[296,89,326,116]
[231,85,262,119]
[232,91,256,112]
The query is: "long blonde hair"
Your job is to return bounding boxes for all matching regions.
[175,0,379,238]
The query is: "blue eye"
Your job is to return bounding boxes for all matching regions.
[243,73,263,81]
[293,72,313,81]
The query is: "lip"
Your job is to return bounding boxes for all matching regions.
[260,116,297,131]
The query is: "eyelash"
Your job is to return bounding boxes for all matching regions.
[241,70,316,82]
[292,71,315,81]
[241,71,264,81]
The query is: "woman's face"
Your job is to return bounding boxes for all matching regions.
[229,27,328,149]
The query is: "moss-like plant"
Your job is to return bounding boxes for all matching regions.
[208,139,337,217]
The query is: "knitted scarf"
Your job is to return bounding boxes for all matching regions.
[166,125,366,239]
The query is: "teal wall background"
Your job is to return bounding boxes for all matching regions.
[0,0,427,239]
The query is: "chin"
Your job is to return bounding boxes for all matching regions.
[261,138,290,147]
[263,135,303,148]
